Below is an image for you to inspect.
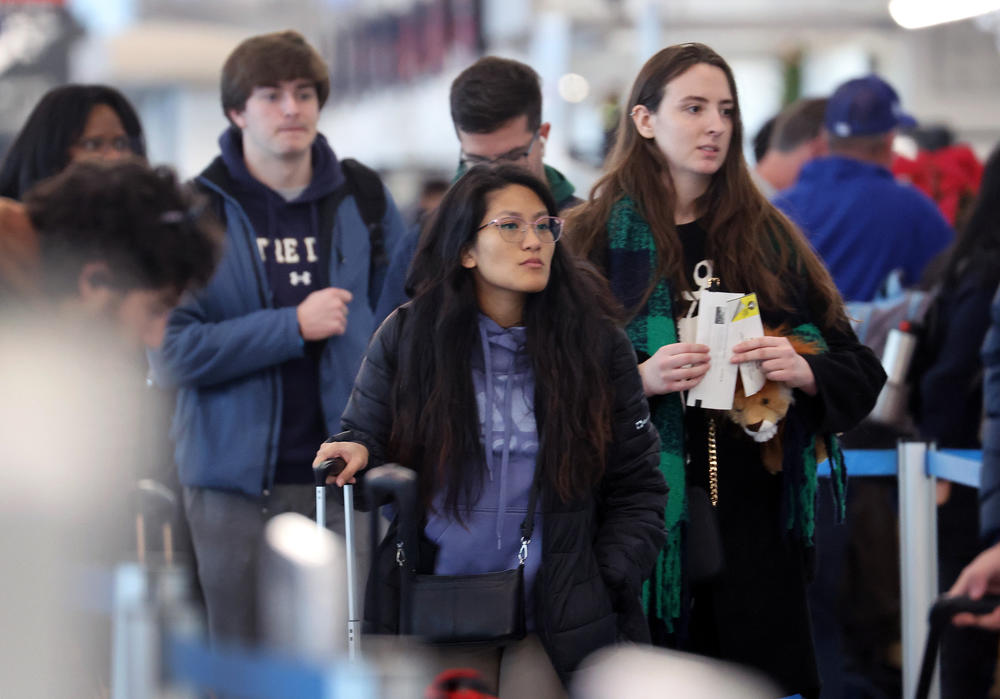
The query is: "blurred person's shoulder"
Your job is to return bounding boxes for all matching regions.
[0,310,150,510]
[0,197,40,298]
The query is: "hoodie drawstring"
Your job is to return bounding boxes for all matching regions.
[478,322,517,551]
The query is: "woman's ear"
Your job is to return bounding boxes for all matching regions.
[631,105,655,140]
[460,245,477,270]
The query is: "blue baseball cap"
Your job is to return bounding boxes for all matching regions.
[825,74,916,137]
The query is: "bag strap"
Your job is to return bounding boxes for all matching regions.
[517,459,544,564]
[341,158,389,301]
[314,158,389,305]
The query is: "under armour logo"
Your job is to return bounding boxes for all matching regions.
[635,415,650,430]
[290,271,312,286]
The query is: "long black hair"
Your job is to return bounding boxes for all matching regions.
[938,144,1000,292]
[0,84,146,200]
[392,165,621,516]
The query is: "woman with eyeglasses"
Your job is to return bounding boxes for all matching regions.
[0,84,146,200]
[567,44,885,698]
[314,165,666,697]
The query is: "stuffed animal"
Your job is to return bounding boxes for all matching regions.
[728,328,827,474]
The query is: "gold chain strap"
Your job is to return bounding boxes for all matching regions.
[708,416,719,507]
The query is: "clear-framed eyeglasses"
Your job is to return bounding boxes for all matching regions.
[459,131,540,169]
[477,215,564,244]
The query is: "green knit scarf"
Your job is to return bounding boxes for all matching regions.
[605,197,846,630]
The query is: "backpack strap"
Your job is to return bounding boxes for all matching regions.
[340,158,389,306]
[312,158,390,307]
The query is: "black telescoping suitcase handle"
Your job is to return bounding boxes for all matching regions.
[313,457,347,486]
[915,594,1000,699]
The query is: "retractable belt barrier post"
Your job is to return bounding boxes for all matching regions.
[898,442,939,699]
[820,444,984,699]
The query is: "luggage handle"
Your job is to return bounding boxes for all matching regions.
[313,458,347,530]
[915,594,1000,699]
[928,593,1000,624]
[313,457,362,659]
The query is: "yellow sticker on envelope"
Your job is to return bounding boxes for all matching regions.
[730,293,760,322]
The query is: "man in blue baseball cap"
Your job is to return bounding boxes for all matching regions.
[774,74,952,302]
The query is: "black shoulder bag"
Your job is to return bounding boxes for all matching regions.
[404,463,542,646]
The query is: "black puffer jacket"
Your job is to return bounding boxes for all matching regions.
[336,305,667,682]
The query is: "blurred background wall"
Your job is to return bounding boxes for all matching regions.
[1,0,998,210]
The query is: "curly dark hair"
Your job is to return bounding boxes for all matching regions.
[25,161,221,300]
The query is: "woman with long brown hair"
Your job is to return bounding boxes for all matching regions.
[569,43,884,697]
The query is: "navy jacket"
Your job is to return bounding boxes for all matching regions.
[153,137,405,497]
[980,286,1000,542]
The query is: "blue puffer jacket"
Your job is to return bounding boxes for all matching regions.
[153,149,405,497]
[980,285,1000,542]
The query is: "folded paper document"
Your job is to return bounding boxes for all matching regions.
[686,292,765,410]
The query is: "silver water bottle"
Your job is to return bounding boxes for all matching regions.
[870,321,918,428]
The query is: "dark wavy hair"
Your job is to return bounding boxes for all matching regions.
[0,84,146,200]
[391,165,620,516]
[25,161,221,300]
[938,144,1000,291]
[568,43,846,331]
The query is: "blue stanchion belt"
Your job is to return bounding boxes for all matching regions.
[818,450,896,478]
[817,448,982,488]
[927,449,982,488]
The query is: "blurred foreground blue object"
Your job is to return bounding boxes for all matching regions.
[166,634,376,698]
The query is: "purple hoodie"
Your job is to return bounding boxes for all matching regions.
[423,314,544,627]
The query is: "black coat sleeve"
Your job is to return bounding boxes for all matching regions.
[980,287,1000,543]
[593,327,668,601]
[330,308,404,467]
[917,282,992,447]
[782,256,886,435]
[799,320,886,434]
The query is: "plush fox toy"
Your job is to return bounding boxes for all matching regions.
[728,327,827,474]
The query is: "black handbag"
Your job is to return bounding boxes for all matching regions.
[404,463,542,646]
[685,485,724,583]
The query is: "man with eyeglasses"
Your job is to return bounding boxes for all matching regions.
[374,56,581,324]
